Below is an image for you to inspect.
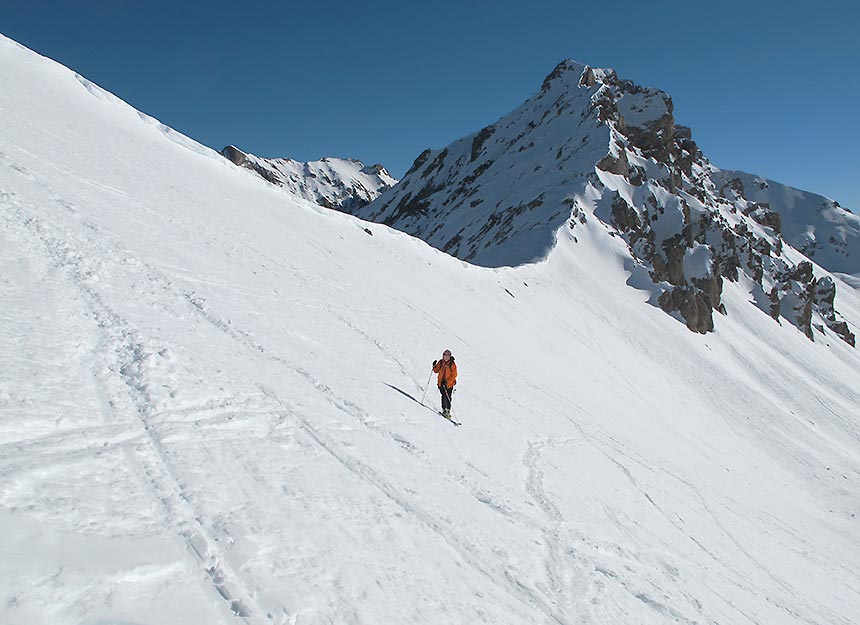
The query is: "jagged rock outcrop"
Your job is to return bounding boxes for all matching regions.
[221,145,396,212]
[356,60,857,346]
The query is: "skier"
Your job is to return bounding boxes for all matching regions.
[432,350,458,418]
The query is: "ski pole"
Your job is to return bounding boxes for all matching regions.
[420,371,434,405]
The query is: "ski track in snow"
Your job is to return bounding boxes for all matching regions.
[1,158,581,624]
[4,147,859,624]
[2,39,860,624]
[0,150,729,625]
[1,179,269,622]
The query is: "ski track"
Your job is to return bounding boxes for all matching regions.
[2,160,588,624]
[515,408,820,625]
[522,436,713,625]
[0,185,829,625]
[3,106,859,623]
[523,440,573,620]
[584,428,854,625]
[2,179,269,623]
[260,385,570,624]
[180,277,586,622]
[172,241,854,625]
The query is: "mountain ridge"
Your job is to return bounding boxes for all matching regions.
[355,60,858,345]
[3,32,860,625]
[220,145,396,211]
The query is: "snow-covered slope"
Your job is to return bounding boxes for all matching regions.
[221,145,396,211]
[359,61,859,345]
[2,34,860,625]
[712,168,860,276]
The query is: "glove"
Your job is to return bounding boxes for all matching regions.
[432,360,437,367]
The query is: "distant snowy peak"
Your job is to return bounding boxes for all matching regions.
[221,145,396,211]
[358,60,856,346]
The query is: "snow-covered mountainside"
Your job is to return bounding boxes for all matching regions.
[711,168,860,276]
[359,61,859,345]
[221,145,396,211]
[3,34,860,625]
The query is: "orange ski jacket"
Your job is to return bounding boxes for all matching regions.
[433,358,458,389]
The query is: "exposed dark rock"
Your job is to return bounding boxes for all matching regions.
[611,195,640,231]
[221,145,282,186]
[386,182,443,223]
[471,127,495,162]
[221,145,247,166]
[797,283,815,340]
[768,287,781,320]
[579,66,596,88]
[659,286,714,334]
[788,261,814,284]
[422,149,449,179]
[597,151,630,177]
[692,268,724,315]
[405,149,433,177]
[814,276,856,346]
[746,203,783,235]
[628,164,647,186]
[828,321,856,346]
[591,87,619,124]
[662,236,687,286]
[361,163,388,176]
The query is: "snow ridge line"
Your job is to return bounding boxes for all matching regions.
[0,186,269,624]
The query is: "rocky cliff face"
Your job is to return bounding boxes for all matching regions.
[355,60,857,346]
[221,145,396,211]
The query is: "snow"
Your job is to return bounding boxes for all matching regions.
[615,89,671,130]
[224,147,396,211]
[715,169,860,276]
[684,243,713,280]
[2,33,860,625]
[360,57,857,344]
[357,61,610,267]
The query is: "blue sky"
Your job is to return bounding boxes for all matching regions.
[4,1,858,207]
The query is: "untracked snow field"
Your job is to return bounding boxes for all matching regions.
[2,34,860,625]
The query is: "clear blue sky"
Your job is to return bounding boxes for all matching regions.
[4,1,858,207]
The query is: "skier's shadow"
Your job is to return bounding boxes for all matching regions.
[384,383,428,409]
[386,383,460,425]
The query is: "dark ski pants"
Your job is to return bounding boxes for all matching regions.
[439,385,453,411]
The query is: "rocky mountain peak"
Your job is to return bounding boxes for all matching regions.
[354,61,858,347]
[360,162,392,178]
[540,59,591,92]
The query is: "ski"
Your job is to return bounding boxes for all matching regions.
[438,412,461,426]
[412,397,461,426]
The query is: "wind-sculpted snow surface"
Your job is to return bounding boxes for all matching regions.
[2,34,860,625]
[361,61,858,345]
